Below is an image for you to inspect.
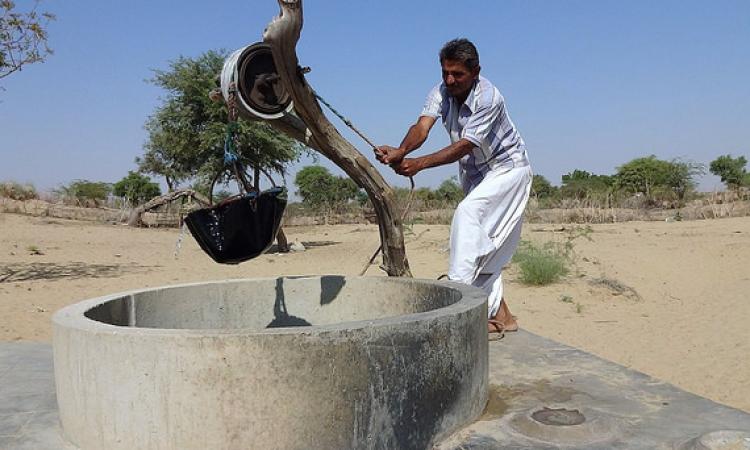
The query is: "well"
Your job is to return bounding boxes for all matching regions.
[52,276,488,450]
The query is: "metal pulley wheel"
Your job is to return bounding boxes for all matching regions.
[221,42,293,120]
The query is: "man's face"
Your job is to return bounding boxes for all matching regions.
[441,59,480,100]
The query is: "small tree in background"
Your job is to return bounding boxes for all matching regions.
[0,0,55,83]
[56,180,112,207]
[614,156,702,204]
[709,154,748,190]
[113,171,161,206]
[560,170,614,204]
[531,174,555,199]
[294,165,358,214]
[434,177,464,204]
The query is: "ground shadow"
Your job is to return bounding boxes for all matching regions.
[0,262,158,283]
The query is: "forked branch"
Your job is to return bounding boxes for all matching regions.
[263,0,411,277]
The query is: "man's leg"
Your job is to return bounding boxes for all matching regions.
[448,165,532,326]
[475,216,524,330]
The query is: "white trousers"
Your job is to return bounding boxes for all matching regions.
[448,164,532,318]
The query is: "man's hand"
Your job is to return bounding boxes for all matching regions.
[393,158,425,177]
[375,146,405,165]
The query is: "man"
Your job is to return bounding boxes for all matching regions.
[376,38,532,336]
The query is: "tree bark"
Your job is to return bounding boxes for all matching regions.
[263,0,411,277]
[276,227,290,252]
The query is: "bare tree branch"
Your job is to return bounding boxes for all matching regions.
[262,0,411,277]
[0,1,55,80]
[127,189,209,227]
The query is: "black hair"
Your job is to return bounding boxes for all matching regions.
[439,38,480,70]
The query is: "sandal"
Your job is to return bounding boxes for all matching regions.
[488,319,505,341]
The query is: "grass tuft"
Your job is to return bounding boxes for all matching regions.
[513,241,569,285]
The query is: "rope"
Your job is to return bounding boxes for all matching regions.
[311,89,416,276]
[223,122,240,165]
[313,92,380,150]
[223,84,254,195]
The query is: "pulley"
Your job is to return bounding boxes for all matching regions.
[221,42,293,120]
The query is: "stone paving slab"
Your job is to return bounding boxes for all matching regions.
[0,343,73,450]
[2,333,750,449]
[439,331,750,449]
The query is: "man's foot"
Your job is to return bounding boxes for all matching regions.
[491,299,519,332]
[487,319,505,340]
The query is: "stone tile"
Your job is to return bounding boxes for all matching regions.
[0,356,20,373]
[6,430,72,450]
[0,372,55,392]
[0,392,56,416]
[0,343,52,382]
[0,377,55,400]
[35,391,58,412]
[0,410,69,450]
[0,435,22,450]
[0,412,33,437]
[19,409,62,435]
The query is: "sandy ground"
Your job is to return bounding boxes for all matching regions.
[1,212,748,413]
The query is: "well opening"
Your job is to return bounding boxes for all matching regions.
[84,275,463,330]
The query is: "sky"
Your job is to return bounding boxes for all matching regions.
[1,0,749,196]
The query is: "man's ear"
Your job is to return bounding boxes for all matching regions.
[473,65,481,79]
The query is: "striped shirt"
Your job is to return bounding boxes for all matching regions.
[421,76,530,192]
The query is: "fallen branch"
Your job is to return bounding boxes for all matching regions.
[127,189,210,227]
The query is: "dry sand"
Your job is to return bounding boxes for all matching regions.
[1,212,748,412]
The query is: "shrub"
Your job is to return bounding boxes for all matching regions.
[0,181,38,200]
[512,240,569,285]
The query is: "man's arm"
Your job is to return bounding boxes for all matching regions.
[393,138,474,177]
[376,115,437,165]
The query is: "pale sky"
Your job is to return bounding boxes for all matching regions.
[1,0,749,195]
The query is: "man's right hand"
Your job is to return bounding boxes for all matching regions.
[375,146,405,165]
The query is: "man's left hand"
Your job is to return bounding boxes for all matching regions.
[393,158,424,177]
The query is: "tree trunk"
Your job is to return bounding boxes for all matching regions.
[263,0,411,277]
[276,227,289,253]
[127,189,210,227]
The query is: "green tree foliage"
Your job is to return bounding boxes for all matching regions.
[531,174,556,199]
[434,177,464,203]
[56,180,112,206]
[294,165,358,211]
[614,156,703,202]
[113,171,161,205]
[560,170,614,200]
[1,1,55,81]
[140,50,305,191]
[709,154,748,189]
[388,177,464,211]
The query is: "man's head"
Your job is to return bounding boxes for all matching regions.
[439,38,480,101]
